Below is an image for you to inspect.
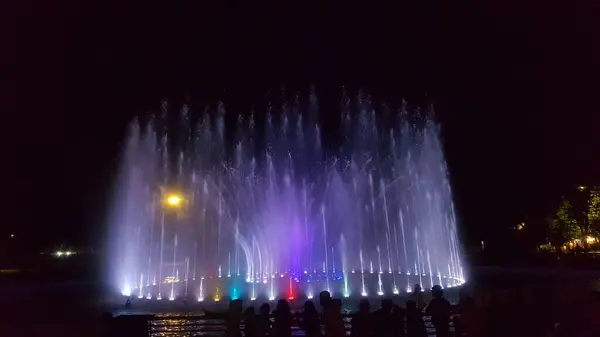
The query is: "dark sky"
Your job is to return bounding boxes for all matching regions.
[7,1,599,253]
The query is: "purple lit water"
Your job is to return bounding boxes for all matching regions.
[107,91,464,302]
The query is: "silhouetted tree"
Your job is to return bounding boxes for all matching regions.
[587,188,600,234]
[549,199,580,251]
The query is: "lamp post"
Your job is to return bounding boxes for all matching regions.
[157,191,187,301]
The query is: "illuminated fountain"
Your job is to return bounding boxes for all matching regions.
[107,91,465,302]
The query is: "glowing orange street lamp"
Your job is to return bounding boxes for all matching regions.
[166,195,182,207]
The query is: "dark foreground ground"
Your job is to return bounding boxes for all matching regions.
[2,263,600,336]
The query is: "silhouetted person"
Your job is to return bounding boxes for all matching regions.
[257,303,272,337]
[324,299,345,337]
[124,298,131,309]
[373,299,395,337]
[245,307,258,337]
[273,299,292,337]
[392,304,406,337]
[424,286,451,337]
[302,301,321,337]
[405,300,426,337]
[226,299,243,337]
[350,299,372,337]
[319,291,332,313]
[408,284,426,309]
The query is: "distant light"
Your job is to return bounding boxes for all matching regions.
[169,296,175,301]
[54,251,74,258]
[269,296,276,301]
[157,295,162,300]
[288,296,294,300]
[138,295,143,299]
[586,236,596,244]
[251,297,256,301]
[393,288,399,295]
[214,297,220,302]
[146,295,152,300]
[10,234,14,239]
[361,292,368,297]
[377,291,384,296]
[198,297,204,302]
[343,293,350,298]
[578,186,587,191]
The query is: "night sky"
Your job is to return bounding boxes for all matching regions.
[7,1,599,256]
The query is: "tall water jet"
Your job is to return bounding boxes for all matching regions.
[107,92,465,301]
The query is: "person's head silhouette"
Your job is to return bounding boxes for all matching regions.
[319,291,332,309]
[304,300,316,313]
[431,285,444,299]
[276,299,290,314]
[260,302,271,315]
[381,299,393,311]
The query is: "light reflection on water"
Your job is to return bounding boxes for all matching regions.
[146,316,438,336]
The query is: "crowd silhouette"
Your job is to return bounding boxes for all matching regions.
[116,278,600,337]
[221,285,455,337]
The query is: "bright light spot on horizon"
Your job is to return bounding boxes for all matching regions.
[586,236,596,244]
[269,296,275,301]
[198,297,204,302]
[54,251,74,258]
[361,292,368,297]
[393,288,399,294]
